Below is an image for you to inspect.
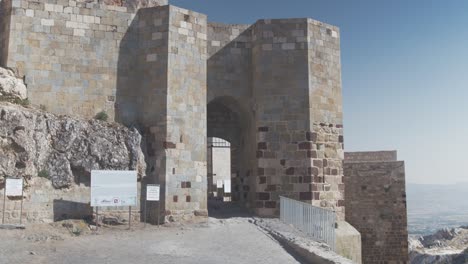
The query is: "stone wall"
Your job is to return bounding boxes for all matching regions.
[2,1,346,221]
[251,19,344,218]
[5,0,131,119]
[207,22,252,102]
[0,100,147,223]
[1,177,142,224]
[307,19,344,218]
[2,0,166,120]
[252,18,310,216]
[0,0,11,66]
[344,151,409,263]
[102,0,168,11]
[163,5,208,220]
[207,19,345,217]
[345,150,397,162]
[204,18,344,217]
[120,6,170,223]
[206,24,257,209]
[127,5,208,222]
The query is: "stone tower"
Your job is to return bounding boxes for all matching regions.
[0,0,344,221]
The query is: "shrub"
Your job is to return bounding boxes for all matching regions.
[39,104,47,111]
[13,98,30,106]
[38,169,50,179]
[94,111,108,121]
[71,228,82,236]
[0,96,30,106]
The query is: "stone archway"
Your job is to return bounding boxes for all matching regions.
[207,96,256,214]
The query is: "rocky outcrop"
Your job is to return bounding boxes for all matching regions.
[0,102,146,189]
[409,227,468,264]
[0,67,27,101]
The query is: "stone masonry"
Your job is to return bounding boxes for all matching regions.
[1,0,346,222]
[344,151,409,263]
[251,19,344,217]
[1,0,167,120]
[0,101,147,223]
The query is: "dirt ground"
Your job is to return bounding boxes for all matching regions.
[0,217,301,264]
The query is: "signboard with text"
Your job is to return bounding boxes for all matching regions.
[146,184,160,201]
[5,178,23,196]
[91,170,137,207]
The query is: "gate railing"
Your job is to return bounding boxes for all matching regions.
[280,196,336,251]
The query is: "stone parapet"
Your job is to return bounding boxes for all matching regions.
[344,152,409,263]
[345,150,397,162]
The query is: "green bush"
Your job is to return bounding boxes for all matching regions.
[0,96,30,106]
[94,111,108,121]
[39,104,47,111]
[38,169,50,179]
[13,98,30,106]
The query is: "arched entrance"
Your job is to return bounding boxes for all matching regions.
[207,96,255,216]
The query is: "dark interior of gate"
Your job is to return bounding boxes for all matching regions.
[207,97,255,216]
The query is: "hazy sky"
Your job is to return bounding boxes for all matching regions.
[171,0,468,184]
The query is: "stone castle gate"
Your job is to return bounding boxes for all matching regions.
[1,0,345,222]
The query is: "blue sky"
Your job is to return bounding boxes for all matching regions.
[171,0,468,184]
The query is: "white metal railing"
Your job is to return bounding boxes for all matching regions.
[280,196,336,251]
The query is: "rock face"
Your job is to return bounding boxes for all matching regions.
[0,67,27,101]
[0,102,146,189]
[409,227,468,264]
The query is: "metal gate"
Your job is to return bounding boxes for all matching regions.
[207,137,231,201]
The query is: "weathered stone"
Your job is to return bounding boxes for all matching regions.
[0,0,347,222]
[0,67,27,100]
[194,209,208,217]
[285,167,295,175]
[0,102,146,189]
[299,192,312,200]
[344,151,408,263]
[102,0,167,9]
[257,192,270,201]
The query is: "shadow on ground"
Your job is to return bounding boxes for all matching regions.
[208,199,253,219]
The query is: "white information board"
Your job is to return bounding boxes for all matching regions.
[216,180,223,188]
[146,184,160,201]
[91,170,137,207]
[5,178,23,196]
[223,180,231,193]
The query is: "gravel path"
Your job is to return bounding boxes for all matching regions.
[0,217,300,264]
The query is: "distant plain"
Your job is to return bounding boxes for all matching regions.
[407,183,468,236]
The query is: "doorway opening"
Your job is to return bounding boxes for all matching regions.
[207,137,232,201]
[207,97,253,217]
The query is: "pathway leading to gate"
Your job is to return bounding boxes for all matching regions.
[0,217,301,264]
